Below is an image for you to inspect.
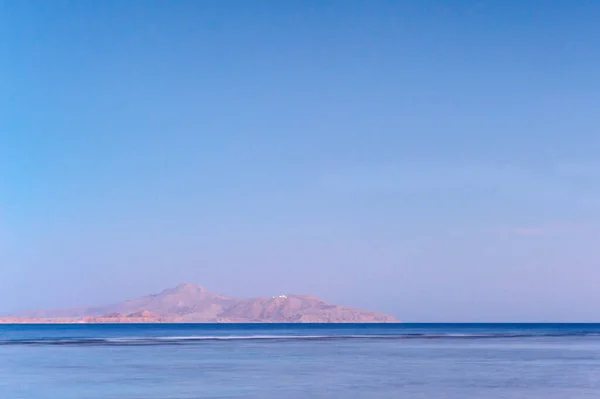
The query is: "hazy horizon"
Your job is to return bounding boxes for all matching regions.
[2,1,600,322]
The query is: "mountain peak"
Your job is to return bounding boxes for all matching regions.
[176,283,206,291]
[163,283,208,295]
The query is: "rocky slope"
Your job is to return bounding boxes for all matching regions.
[3,283,398,323]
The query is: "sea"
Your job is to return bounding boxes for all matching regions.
[1,323,600,399]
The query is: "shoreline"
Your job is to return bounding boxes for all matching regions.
[0,319,401,325]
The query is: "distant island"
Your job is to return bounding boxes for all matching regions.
[0,283,398,323]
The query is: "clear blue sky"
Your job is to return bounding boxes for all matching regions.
[2,1,600,321]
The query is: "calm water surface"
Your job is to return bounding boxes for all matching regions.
[1,323,600,398]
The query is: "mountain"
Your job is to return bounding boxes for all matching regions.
[6,283,398,323]
[218,295,393,323]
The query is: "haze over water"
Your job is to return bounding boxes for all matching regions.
[2,323,600,398]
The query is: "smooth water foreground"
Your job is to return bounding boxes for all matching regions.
[2,323,600,398]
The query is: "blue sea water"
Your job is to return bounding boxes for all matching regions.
[2,323,600,398]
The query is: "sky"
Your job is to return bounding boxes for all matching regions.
[1,0,600,322]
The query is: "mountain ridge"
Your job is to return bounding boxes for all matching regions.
[3,283,398,323]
